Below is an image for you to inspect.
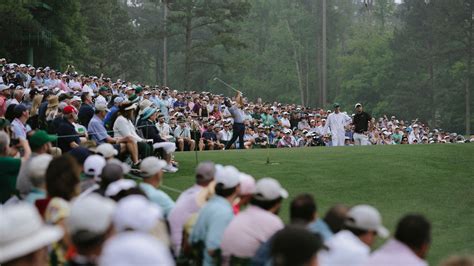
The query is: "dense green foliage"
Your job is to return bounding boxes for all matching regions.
[1,0,472,133]
[166,144,474,265]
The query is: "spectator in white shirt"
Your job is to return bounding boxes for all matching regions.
[156,114,174,141]
[173,119,195,151]
[319,205,389,266]
[365,214,431,266]
[279,112,291,128]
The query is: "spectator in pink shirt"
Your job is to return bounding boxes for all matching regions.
[220,178,288,262]
[168,161,216,256]
[365,214,431,266]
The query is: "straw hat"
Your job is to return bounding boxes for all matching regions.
[47,95,59,108]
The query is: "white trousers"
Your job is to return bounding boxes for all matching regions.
[332,131,346,147]
[353,132,369,145]
[153,142,177,153]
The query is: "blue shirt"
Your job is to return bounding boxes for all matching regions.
[25,188,46,204]
[190,196,234,266]
[308,218,334,241]
[139,183,175,218]
[88,115,109,144]
[229,106,245,123]
[103,105,119,128]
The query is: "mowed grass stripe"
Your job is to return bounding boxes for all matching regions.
[164,144,474,264]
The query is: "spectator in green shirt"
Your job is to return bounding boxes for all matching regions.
[0,131,31,203]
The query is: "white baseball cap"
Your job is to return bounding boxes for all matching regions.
[28,154,53,180]
[345,204,389,238]
[140,157,167,178]
[355,103,362,108]
[99,232,174,266]
[215,165,241,189]
[113,195,163,233]
[239,173,256,196]
[0,203,63,263]
[96,143,118,159]
[95,102,109,112]
[68,194,116,235]
[105,179,137,197]
[83,155,106,178]
[254,177,288,201]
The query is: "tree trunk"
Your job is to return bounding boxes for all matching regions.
[321,0,327,107]
[162,0,168,86]
[305,50,310,106]
[466,0,473,135]
[184,8,193,89]
[286,20,305,106]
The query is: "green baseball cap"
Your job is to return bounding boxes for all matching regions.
[128,94,139,103]
[29,130,58,149]
[99,86,108,92]
[333,103,340,108]
[135,86,143,93]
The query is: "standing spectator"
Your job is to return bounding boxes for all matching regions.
[190,165,241,266]
[168,161,216,256]
[139,157,175,218]
[365,214,431,266]
[324,103,351,147]
[319,205,389,266]
[78,92,94,127]
[221,178,287,260]
[353,103,372,145]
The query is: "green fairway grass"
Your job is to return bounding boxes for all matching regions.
[163,144,474,264]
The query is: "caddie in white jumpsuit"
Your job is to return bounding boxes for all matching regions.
[324,103,351,147]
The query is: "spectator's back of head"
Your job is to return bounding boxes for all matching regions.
[324,204,349,233]
[395,214,431,258]
[290,193,317,225]
[45,155,80,201]
[271,226,324,266]
[195,161,215,185]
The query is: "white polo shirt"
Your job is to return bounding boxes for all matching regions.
[319,230,370,266]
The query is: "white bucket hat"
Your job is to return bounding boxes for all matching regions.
[0,203,64,263]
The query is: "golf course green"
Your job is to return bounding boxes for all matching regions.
[163,144,474,264]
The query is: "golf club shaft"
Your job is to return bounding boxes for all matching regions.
[214,77,242,94]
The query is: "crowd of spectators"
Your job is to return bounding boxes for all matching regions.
[1,60,473,266]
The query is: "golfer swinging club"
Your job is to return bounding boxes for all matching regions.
[224,91,246,149]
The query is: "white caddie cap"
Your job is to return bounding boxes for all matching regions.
[239,173,256,196]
